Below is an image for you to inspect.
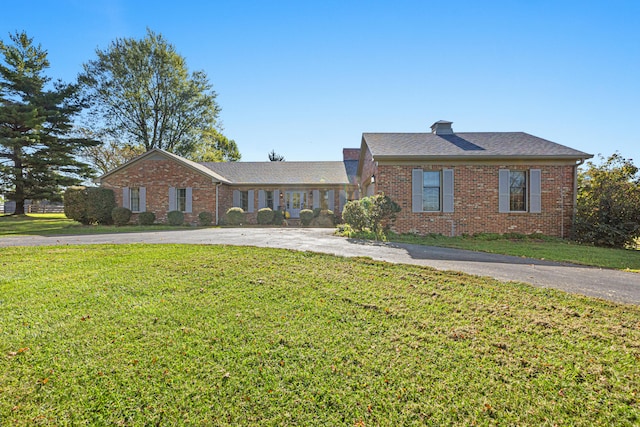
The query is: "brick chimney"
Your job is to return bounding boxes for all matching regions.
[431,120,454,135]
[343,148,361,161]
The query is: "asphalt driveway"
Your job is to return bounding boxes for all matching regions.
[2,227,639,305]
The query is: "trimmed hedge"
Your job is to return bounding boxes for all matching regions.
[111,207,132,226]
[272,209,285,225]
[64,187,89,225]
[198,211,214,226]
[64,186,116,225]
[299,209,314,226]
[225,207,244,225]
[167,210,184,226]
[138,211,156,226]
[257,208,274,225]
[310,210,335,227]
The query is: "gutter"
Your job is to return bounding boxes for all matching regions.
[572,158,587,237]
[215,182,221,225]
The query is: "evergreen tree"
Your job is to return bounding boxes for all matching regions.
[0,32,96,214]
[268,149,285,161]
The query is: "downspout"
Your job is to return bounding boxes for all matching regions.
[572,159,586,238]
[215,182,220,225]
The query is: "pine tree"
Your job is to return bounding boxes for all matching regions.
[0,32,96,215]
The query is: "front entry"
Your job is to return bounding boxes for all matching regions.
[284,191,307,218]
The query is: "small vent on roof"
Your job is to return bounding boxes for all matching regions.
[431,120,454,135]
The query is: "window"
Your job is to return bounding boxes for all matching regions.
[169,187,192,213]
[265,191,274,209]
[498,169,541,214]
[412,169,454,213]
[123,186,145,212]
[130,188,140,212]
[240,191,249,211]
[233,190,254,212]
[509,171,526,211]
[177,188,187,212]
[423,171,441,211]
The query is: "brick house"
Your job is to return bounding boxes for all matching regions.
[100,149,359,224]
[100,120,591,237]
[357,120,592,237]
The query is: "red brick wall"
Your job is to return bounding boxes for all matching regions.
[101,158,218,224]
[374,162,577,237]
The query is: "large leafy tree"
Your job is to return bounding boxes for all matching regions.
[77,128,145,175]
[80,29,239,161]
[574,153,640,248]
[0,32,96,215]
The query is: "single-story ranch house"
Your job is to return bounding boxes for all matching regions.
[100,120,592,237]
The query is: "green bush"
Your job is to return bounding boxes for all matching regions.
[86,187,116,225]
[64,186,90,225]
[111,207,132,226]
[63,186,116,225]
[138,211,156,226]
[341,200,368,231]
[167,210,184,226]
[225,207,244,226]
[341,195,400,237]
[574,153,640,248]
[272,209,284,225]
[313,208,322,217]
[198,211,214,226]
[299,209,314,226]
[257,208,274,225]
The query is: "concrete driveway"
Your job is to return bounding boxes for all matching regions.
[2,227,639,305]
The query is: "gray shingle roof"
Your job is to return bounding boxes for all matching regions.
[363,132,592,159]
[200,161,350,185]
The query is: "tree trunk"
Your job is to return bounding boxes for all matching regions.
[13,153,25,215]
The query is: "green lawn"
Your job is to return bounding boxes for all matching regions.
[1,244,638,425]
[340,230,640,272]
[0,213,198,236]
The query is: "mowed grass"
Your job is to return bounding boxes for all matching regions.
[1,245,639,425]
[0,214,196,236]
[384,232,640,272]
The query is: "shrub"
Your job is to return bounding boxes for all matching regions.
[272,209,284,225]
[574,153,640,248]
[64,186,90,225]
[198,211,214,226]
[313,208,322,217]
[342,200,368,231]
[257,208,274,225]
[167,210,184,226]
[225,207,244,225]
[63,186,116,225]
[299,209,314,226]
[138,211,156,226]
[111,207,132,226]
[341,195,400,238]
[86,187,116,225]
[367,194,400,235]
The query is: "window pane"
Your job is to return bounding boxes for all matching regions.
[178,188,187,212]
[423,188,440,211]
[509,171,526,211]
[241,191,248,211]
[423,171,440,187]
[130,188,140,212]
[266,191,273,209]
[422,171,441,211]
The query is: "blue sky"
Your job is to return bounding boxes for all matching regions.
[2,1,639,162]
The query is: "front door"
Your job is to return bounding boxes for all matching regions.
[284,191,307,218]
